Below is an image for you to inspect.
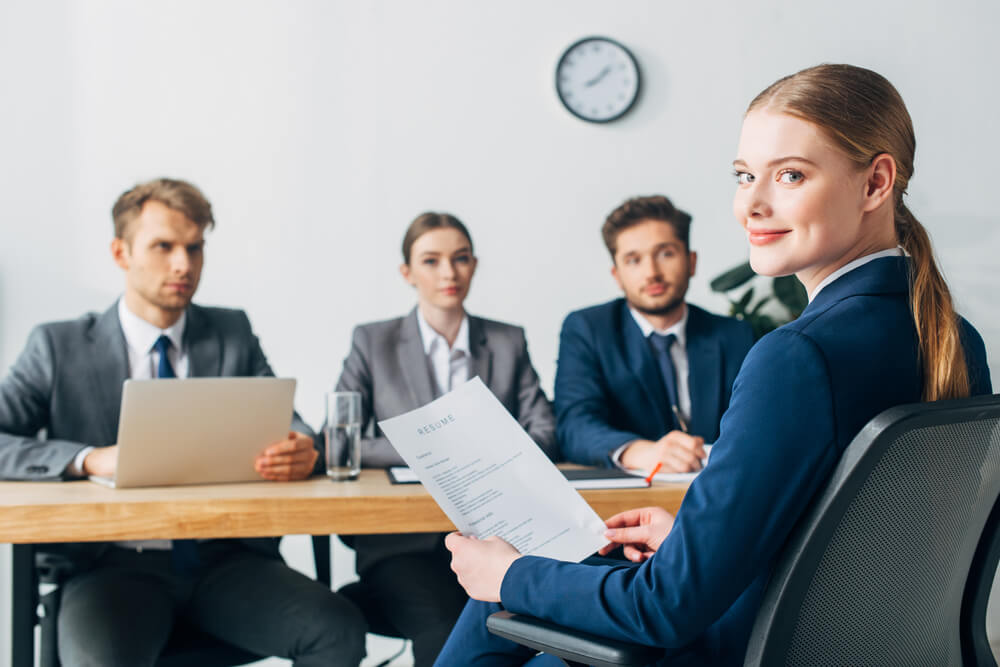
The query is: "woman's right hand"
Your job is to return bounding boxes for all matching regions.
[599,506,675,562]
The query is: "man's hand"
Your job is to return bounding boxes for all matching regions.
[444,532,522,603]
[620,431,706,473]
[82,445,118,477]
[255,431,318,481]
[599,506,675,562]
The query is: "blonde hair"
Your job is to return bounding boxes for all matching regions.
[749,64,969,401]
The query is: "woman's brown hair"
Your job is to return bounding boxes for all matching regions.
[748,64,969,401]
[401,212,473,264]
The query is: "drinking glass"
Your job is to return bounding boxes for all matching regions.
[324,391,361,481]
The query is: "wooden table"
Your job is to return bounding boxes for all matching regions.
[3,470,689,666]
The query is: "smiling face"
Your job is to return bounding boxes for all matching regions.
[611,219,696,325]
[111,199,205,328]
[400,227,477,313]
[732,108,894,294]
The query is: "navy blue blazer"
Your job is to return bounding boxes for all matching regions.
[555,299,754,466]
[501,258,992,665]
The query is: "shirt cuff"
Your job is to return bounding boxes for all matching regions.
[610,443,630,469]
[66,446,95,478]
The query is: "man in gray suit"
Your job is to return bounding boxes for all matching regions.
[0,178,366,667]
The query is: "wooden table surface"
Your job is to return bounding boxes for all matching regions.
[0,469,689,543]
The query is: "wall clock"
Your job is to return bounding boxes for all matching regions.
[555,36,640,123]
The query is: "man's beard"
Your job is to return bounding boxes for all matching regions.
[630,294,684,318]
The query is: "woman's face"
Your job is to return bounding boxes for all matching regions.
[732,108,875,294]
[401,227,477,311]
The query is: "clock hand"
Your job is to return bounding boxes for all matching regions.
[584,65,613,88]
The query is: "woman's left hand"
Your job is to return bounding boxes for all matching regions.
[444,532,522,602]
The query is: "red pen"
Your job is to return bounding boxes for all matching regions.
[644,461,663,486]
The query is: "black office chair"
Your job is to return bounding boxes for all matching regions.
[23,536,334,667]
[487,394,1000,667]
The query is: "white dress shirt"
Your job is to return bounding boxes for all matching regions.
[809,247,905,302]
[416,309,471,396]
[71,298,190,550]
[611,304,692,467]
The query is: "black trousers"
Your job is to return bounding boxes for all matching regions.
[57,541,367,667]
[359,539,468,667]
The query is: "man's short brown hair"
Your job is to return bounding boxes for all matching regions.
[112,178,216,240]
[601,195,692,259]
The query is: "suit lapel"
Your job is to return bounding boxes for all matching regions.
[468,316,492,387]
[184,305,222,377]
[398,309,436,406]
[620,306,672,435]
[685,307,723,440]
[88,303,130,444]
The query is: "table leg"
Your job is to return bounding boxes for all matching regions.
[12,543,36,667]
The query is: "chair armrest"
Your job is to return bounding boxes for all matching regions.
[486,611,664,667]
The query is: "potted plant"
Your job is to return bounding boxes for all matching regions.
[710,262,808,339]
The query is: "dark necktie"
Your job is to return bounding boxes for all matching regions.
[649,333,680,430]
[153,335,201,575]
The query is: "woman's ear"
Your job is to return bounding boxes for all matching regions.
[863,153,897,212]
[399,263,415,286]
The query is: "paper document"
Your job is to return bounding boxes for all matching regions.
[624,445,712,483]
[377,377,609,562]
[388,465,650,489]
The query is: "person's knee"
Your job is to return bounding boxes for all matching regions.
[57,578,168,667]
[291,592,367,663]
[58,622,159,667]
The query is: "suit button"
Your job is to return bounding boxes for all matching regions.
[28,465,49,473]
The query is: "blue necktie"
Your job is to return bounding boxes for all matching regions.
[649,333,680,430]
[153,335,201,576]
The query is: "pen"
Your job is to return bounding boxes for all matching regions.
[644,461,663,485]
[671,404,690,433]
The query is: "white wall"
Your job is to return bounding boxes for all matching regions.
[1,1,998,664]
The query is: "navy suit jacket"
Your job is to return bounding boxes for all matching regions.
[501,258,992,665]
[555,300,754,466]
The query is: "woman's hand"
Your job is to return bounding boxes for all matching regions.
[444,532,522,602]
[599,506,675,562]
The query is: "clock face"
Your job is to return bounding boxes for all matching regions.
[555,37,640,123]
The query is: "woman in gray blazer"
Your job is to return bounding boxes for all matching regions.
[332,212,557,666]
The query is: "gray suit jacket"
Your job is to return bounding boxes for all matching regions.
[331,308,556,573]
[0,301,314,566]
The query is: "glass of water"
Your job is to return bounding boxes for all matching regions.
[324,391,361,481]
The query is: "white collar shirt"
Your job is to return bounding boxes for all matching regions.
[117,298,189,379]
[628,303,692,421]
[416,309,471,396]
[809,247,905,302]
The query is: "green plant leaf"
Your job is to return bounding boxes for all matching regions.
[710,262,756,292]
[773,275,808,317]
[749,295,772,317]
[736,287,755,312]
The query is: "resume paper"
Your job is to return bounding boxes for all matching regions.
[377,377,609,562]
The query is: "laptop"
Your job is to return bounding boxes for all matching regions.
[89,377,297,488]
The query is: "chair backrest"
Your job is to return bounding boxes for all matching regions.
[744,394,1000,667]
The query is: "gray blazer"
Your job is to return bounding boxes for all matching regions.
[332,308,556,573]
[0,301,314,565]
